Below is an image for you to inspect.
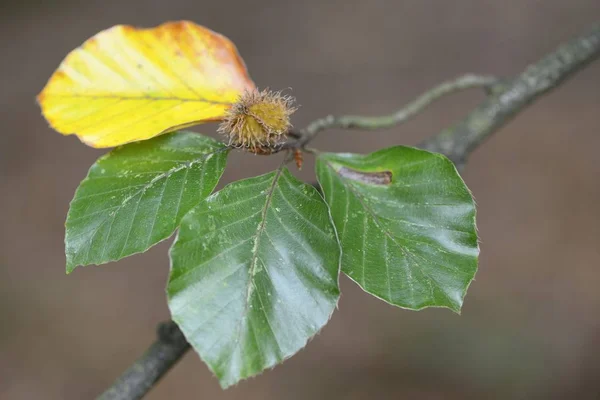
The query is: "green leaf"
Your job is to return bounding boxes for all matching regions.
[168,167,340,388]
[66,131,227,272]
[316,146,478,312]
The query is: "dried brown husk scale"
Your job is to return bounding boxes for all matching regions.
[218,89,296,154]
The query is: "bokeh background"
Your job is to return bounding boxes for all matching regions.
[2,1,600,399]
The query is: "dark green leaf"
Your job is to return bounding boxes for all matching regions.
[316,146,478,312]
[66,131,227,272]
[168,167,340,388]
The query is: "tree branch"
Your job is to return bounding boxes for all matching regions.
[98,22,600,400]
[97,321,189,400]
[420,24,600,166]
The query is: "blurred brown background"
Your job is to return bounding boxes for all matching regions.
[1,1,600,399]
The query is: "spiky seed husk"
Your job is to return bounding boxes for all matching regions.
[218,89,296,154]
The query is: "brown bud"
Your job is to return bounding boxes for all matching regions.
[218,89,296,154]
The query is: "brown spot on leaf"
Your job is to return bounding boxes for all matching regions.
[337,167,392,185]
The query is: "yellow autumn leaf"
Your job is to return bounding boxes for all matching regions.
[37,21,256,148]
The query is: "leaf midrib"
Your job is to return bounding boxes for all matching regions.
[246,166,285,307]
[226,165,286,374]
[45,93,233,105]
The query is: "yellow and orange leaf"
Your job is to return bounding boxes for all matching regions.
[37,21,255,148]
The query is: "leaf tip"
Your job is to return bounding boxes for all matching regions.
[77,134,105,149]
[217,378,236,390]
[65,262,76,275]
[35,91,44,105]
[448,302,463,315]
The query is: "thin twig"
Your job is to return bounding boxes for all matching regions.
[98,22,600,400]
[294,74,499,147]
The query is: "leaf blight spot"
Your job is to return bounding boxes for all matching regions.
[336,166,393,185]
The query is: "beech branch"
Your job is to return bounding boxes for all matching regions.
[420,23,600,167]
[98,22,600,400]
[97,322,189,400]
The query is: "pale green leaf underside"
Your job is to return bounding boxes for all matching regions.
[66,131,227,272]
[168,167,340,388]
[316,146,478,312]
